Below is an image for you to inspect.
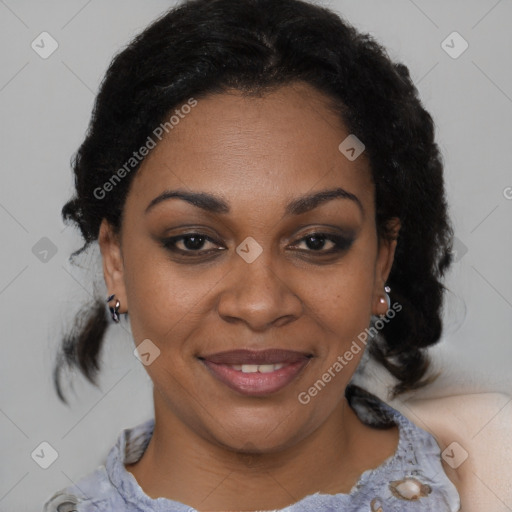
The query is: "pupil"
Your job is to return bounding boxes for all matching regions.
[307,234,325,250]
[185,235,205,250]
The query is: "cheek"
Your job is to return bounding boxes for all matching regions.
[295,267,374,405]
[122,246,221,347]
[306,257,376,344]
[307,283,372,374]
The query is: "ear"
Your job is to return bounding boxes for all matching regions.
[98,218,128,313]
[372,217,400,316]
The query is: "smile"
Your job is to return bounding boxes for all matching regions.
[198,349,312,396]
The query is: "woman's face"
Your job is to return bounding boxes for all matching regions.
[99,82,398,452]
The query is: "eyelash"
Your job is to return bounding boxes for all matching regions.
[160,231,354,258]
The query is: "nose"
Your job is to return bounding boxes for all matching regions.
[216,247,303,331]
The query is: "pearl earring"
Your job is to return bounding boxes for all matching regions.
[379,285,391,310]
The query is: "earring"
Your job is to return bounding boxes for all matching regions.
[384,285,391,308]
[378,285,391,312]
[106,293,121,323]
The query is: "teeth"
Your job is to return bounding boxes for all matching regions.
[258,364,276,373]
[241,364,259,373]
[233,363,287,373]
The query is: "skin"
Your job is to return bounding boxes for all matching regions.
[99,81,402,510]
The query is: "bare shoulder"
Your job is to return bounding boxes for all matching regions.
[392,392,512,512]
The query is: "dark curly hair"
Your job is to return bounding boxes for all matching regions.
[55,0,454,404]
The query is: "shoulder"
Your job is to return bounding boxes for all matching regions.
[43,418,156,512]
[42,466,123,512]
[392,392,512,512]
[347,386,461,510]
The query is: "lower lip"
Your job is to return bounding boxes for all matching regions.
[200,359,311,396]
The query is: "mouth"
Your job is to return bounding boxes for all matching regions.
[198,349,313,397]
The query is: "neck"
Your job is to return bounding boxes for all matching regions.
[125,390,398,510]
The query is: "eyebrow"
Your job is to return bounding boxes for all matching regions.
[144,187,364,217]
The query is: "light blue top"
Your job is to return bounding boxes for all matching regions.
[43,392,460,511]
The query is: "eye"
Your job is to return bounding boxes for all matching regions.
[161,233,224,255]
[292,232,354,254]
[160,230,354,260]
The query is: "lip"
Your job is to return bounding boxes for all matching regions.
[198,349,312,397]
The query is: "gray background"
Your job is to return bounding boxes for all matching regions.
[0,0,511,510]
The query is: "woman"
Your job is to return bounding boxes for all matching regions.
[44,0,467,510]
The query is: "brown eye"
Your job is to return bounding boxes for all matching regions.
[293,232,354,253]
[300,233,332,251]
[161,233,223,254]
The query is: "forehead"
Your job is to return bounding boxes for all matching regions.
[126,82,374,218]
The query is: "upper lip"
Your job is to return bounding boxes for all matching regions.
[198,349,312,365]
